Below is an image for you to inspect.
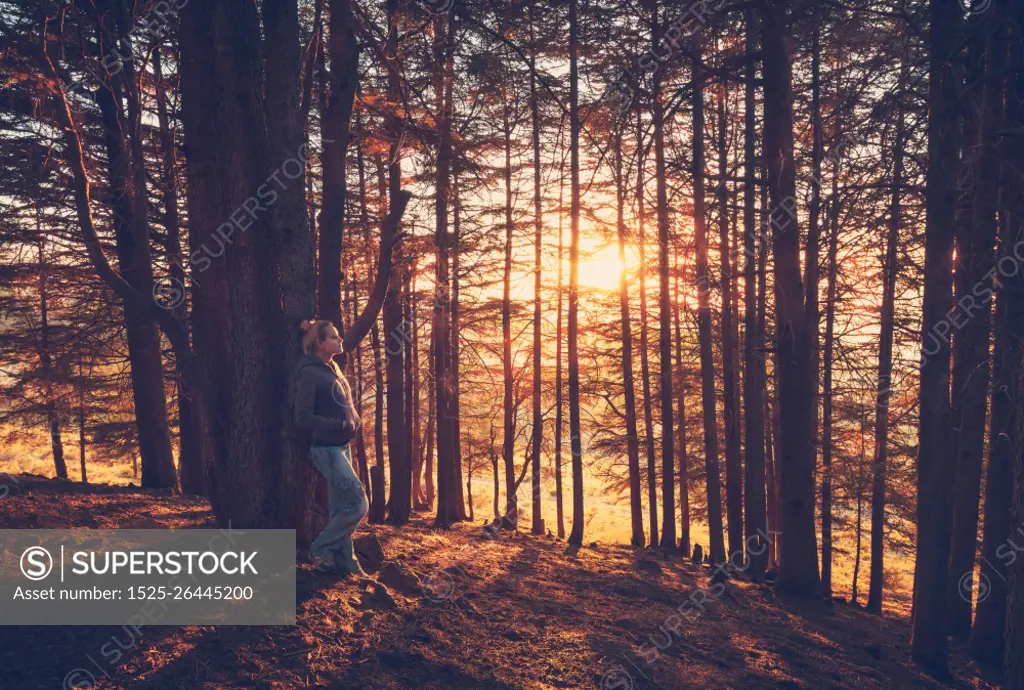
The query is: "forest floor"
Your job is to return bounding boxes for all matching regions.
[0,474,1002,690]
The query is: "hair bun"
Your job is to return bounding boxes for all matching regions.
[300,319,314,331]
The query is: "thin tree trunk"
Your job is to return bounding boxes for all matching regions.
[760,178,778,570]
[717,81,742,557]
[615,128,645,548]
[637,106,659,548]
[674,258,690,555]
[432,10,457,528]
[693,50,725,565]
[317,0,359,328]
[94,12,177,491]
[425,326,436,508]
[555,173,566,539]
[78,371,87,484]
[153,48,203,496]
[742,7,767,579]
[852,408,867,606]
[37,240,67,480]
[652,5,676,550]
[530,12,545,536]
[867,63,907,615]
[502,90,517,525]
[449,170,463,517]
[566,0,585,547]
[805,23,824,515]
[383,0,410,525]
[821,169,841,600]
[368,154,389,519]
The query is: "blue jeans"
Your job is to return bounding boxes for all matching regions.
[309,445,368,573]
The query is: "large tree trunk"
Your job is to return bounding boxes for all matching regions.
[971,1,1024,669]
[910,0,962,674]
[761,0,819,595]
[867,64,907,615]
[717,82,742,558]
[614,128,645,548]
[692,50,726,565]
[566,0,585,547]
[742,7,767,579]
[945,8,1002,641]
[177,0,303,535]
[652,5,676,550]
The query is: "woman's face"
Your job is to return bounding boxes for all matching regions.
[316,325,343,358]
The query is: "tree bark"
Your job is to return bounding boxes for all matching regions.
[821,167,841,600]
[867,64,906,615]
[637,104,658,548]
[615,127,645,548]
[674,257,690,555]
[383,0,410,526]
[717,81,742,558]
[555,175,566,539]
[567,0,585,547]
[317,0,359,328]
[94,7,177,491]
[502,87,517,526]
[153,47,204,496]
[530,13,545,536]
[945,8,1002,640]
[742,7,767,579]
[693,50,726,565]
[910,0,962,674]
[761,0,819,595]
[652,4,675,550]
[432,10,458,528]
[971,0,1023,668]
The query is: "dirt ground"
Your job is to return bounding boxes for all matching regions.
[0,475,1003,689]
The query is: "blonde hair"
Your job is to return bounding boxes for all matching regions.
[299,319,361,429]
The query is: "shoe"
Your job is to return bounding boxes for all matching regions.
[312,557,338,574]
[339,540,369,578]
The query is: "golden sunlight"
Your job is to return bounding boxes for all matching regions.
[577,239,625,292]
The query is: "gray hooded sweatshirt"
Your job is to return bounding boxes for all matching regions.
[293,353,357,447]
